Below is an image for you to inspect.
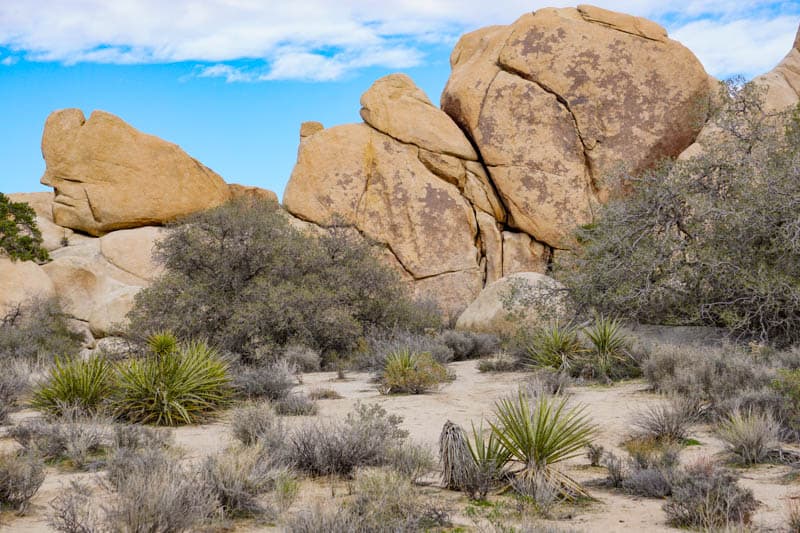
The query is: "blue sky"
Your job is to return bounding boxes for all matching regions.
[1,1,799,198]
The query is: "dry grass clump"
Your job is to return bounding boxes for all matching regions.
[231,359,297,400]
[285,470,450,532]
[0,360,33,425]
[307,387,343,400]
[629,399,697,443]
[386,441,436,484]
[717,409,780,465]
[378,349,451,394]
[0,451,45,514]
[663,459,757,529]
[273,393,318,416]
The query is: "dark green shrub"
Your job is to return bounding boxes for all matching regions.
[379,349,450,394]
[557,81,800,346]
[664,460,757,529]
[31,355,113,416]
[112,337,230,426]
[0,192,48,262]
[127,198,439,363]
[0,451,45,514]
[0,298,83,362]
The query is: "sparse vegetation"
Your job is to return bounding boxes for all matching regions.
[630,400,695,443]
[0,451,45,514]
[230,402,286,447]
[379,349,450,394]
[0,298,83,362]
[273,393,318,416]
[10,411,110,469]
[717,409,779,465]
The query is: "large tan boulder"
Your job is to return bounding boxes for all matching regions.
[99,226,165,281]
[754,25,800,112]
[442,5,712,248]
[40,109,231,236]
[456,272,570,335]
[284,121,484,315]
[0,257,56,315]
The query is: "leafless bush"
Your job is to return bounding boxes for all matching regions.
[280,343,322,372]
[307,387,343,400]
[287,402,407,477]
[10,412,111,469]
[230,402,287,448]
[521,369,571,398]
[0,359,33,424]
[231,359,297,400]
[48,481,103,533]
[274,393,318,416]
[111,423,172,451]
[439,330,500,361]
[0,451,45,514]
[386,441,436,484]
[630,400,697,442]
[586,444,604,467]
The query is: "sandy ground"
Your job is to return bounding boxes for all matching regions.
[1,361,797,532]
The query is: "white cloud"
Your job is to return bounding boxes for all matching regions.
[0,1,797,80]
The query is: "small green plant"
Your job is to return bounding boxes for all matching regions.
[581,316,638,379]
[31,355,114,416]
[521,322,583,372]
[380,349,449,394]
[489,392,597,500]
[112,337,230,426]
[466,422,511,499]
[0,193,49,262]
[717,410,779,465]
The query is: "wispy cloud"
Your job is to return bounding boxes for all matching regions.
[0,1,797,81]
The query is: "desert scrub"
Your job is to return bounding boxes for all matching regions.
[0,451,45,514]
[580,315,639,380]
[0,360,33,424]
[273,393,318,416]
[112,335,230,426]
[230,402,287,448]
[663,459,757,529]
[0,298,83,362]
[629,400,696,443]
[231,358,297,400]
[379,349,450,394]
[717,410,779,465]
[489,392,597,500]
[518,322,583,372]
[386,441,436,484]
[287,402,407,477]
[307,387,342,400]
[31,354,114,416]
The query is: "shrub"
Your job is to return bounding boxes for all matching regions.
[281,343,322,372]
[362,329,454,370]
[489,392,597,500]
[379,349,450,394]
[0,192,48,262]
[274,393,318,416]
[307,387,342,400]
[112,337,230,425]
[231,358,297,401]
[0,360,32,424]
[603,443,680,498]
[630,401,695,442]
[518,322,583,372]
[230,402,286,448]
[558,81,800,346]
[0,298,83,362]
[31,355,114,416]
[586,444,604,467]
[621,467,672,498]
[127,198,440,362]
[10,412,110,469]
[287,402,407,477]
[386,441,436,484]
[664,459,757,529]
[477,352,519,373]
[202,446,292,517]
[111,423,172,452]
[439,330,500,361]
[581,316,639,380]
[717,410,779,465]
[48,480,103,533]
[465,422,510,500]
[0,452,45,514]
[104,447,219,532]
[521,369,571,398]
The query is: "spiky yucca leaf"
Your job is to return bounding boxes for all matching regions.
[489,392,597,499]
[31,355,113,415]
[523,322,583,371]
[581,315,637,379]
[112,339,230,426]
[147,331,178,357]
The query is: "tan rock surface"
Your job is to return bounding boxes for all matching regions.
[228,184,278,203]
[40,109,230,236]
[0,257,56,314]
[455,272,569,335]
[99,226,165,281]
[476,211,502,285]
[502,231,549,276]
[754,26,800,112]
[442,5,711,247]
[7,192,89,251]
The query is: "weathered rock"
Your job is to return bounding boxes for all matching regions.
[228,184,279,203]
[100,226,165,281]
[502,231,549,277]
[299,121,324,139]
[754,25,800,112]
[7,192,90,251]
[0,257,56,315]
[442,5,711,247]
[476,212,503,284]
[456,272,570,335]
[40,109,230,236]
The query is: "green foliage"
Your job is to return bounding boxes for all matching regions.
[127,198,439,363]
[489,392,597,500]
[466,422,511,499]
[582,316,638,379]
[379,349,450,394]
[0,192,48,262]
[112,337,230,426]
[520,322,583,372]
[31,355,114,416]
[557,80,800,346]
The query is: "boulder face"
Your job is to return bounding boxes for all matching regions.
[441,4,712,248]
[0,257,56,315]
[753,26,800,112]
[40,109,231,236]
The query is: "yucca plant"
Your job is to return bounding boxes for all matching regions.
[489,392,597,500]
[147,331,178,357]
[522,322,583,372]
[31,355,113,416]
[466,422,510,499]
[112,338,230,426]
[581,315,637,379]
[380,349,448,394]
